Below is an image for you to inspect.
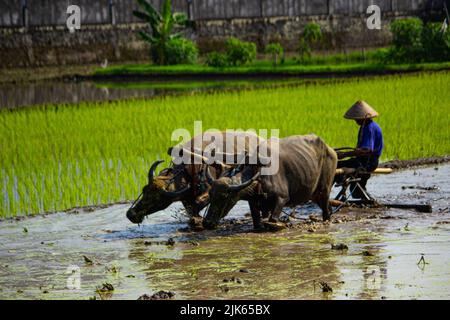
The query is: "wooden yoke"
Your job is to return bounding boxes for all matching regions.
[335,167,393,176]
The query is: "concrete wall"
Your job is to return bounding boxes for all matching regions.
[0,0,446,67]
[1,0,444,26]
[0,0,189,26]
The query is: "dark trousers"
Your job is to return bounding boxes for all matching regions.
[337,156,379,198]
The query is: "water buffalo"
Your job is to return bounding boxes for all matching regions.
[202,134,338,229]
[126,131,263,224]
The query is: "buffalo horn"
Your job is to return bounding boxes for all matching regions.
[148,160,165,182]
[228,172,261,192]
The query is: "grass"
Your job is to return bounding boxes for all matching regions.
[94,77,326,91]
[94,53,450,77]
[94,61,450,76]
[1,71,449,217]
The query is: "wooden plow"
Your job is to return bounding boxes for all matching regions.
[332,167,433,213]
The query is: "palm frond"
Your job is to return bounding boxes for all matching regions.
[132,10,152,23]
[173,12,188,26]
[135,0,162,25]
[161,0,172,23]
[169,33,182,40]
[136,0,157,16]
[138,30,157,44]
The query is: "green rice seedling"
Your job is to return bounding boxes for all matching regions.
[0,72,449,217]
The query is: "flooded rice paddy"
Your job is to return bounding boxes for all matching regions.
[0,164,449,300]
[1,77,343,109]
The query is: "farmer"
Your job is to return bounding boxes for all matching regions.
[337,100,384,197]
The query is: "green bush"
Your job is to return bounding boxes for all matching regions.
[421,22,450,62]
[265,43,284,66]
[386,18,450,63]
[372,48,391,63]
[225,37,257,66]
[303,23,323,43]
[205,52,228,68]
[388,18,424,62]
[298,23,323,63]
[391,18,423,48]
[164,37,198,65]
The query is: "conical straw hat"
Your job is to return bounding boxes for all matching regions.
[344,100,379,120]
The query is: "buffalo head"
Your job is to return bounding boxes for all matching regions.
[126,160,190,224]
[202,166,260,229]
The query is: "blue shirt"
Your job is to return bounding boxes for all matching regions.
[357,120,384,158]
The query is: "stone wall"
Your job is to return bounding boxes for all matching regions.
[194,13,399,53]
[0,0,446,68]
[0,24,150,68]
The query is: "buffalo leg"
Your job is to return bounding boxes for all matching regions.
[249,200,263,230]
[260,198,271,219]
[261,208,270,219]
[319,196,331,221]
[269,197,288,222]
[313,190,332,221]
[182,201,201,218]
[318,153,337,221]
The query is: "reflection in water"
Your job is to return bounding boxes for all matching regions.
[0,81,159,109]
[0,165,449,300]
[1,78,335,109]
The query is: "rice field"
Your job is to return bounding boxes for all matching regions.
[1,71,449,217]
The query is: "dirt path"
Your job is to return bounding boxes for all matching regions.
[0,164,449,300]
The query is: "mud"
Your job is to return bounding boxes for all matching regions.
[381,156,450,169]
[0,164,449,300]
[331,244,348,251]
[138,291,175,300]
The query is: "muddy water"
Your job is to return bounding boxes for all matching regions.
[0,81,179,109]
[0,165,449,300]
[0,78,307,109]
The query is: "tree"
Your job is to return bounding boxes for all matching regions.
[298,23,323,63]
[265,43,284,66]
[133,0,189,65]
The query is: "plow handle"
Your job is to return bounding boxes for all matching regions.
[335,168,393,175]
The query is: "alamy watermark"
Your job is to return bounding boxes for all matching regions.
[169,121,280,176]
[65,4,380,33]
[367,5,381,30]
[66,265,81,290]
[66,5,81,33]
[364,265,382,290]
